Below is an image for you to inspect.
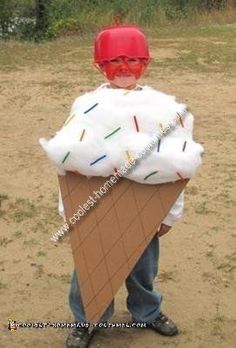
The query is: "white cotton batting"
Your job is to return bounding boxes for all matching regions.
[39,84,204,184]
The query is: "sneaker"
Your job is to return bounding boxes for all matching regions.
[66,327,95,348]
[146,312,178,336]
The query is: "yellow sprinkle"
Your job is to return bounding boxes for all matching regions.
[159,123,164,133]
[64,112,76,127]
[124,90,130,96]
[125,150,133,163]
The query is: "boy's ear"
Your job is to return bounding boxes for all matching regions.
[93,62,106,76]
[142,58,151,66]
[98,63,105,70]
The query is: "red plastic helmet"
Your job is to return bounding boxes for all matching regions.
[94,24,150,63]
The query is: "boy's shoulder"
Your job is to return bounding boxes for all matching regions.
[70,88,99,112]
[141,85,180,101]
[72,83,180,104]
[69,84,188,120]
[70,84,113,111]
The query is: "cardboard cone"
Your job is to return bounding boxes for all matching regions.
[58,172,188,324]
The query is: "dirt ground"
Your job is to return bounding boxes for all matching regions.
[0,26,236,348]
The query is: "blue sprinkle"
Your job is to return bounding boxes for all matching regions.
[90,155,107,166]
[157,139,161,152]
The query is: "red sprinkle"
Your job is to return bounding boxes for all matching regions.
[133,115,139,132]
[176,172,184,180]
[177,113,184,128]
[80,129,86,142]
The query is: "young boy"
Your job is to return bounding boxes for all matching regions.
[65,23,187,348]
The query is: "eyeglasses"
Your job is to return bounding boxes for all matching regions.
[108,57,142,66]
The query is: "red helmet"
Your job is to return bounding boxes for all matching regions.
[94,24,150,63]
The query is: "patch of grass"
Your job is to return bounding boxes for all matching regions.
[217,252,236,275]
[0,281,7,290]
[211,303,225,339]
[9,198,38,223]
[217,262,236,274]
[36,250,47,257]
[34,220,49,234]
[215,191,236,206]
[0,38,91,72]
[39,80,77,92]
[210,226,220,233]
[23,238,39,246]
[47,272,71,284]
[195,201,210,214]
[202,271,217,284]
[0,237,13,246]
[0,193,9,203]
[206,249,215,258]
[226,252,236,262]
[224,171,236,183]
[186,185,199,196]
[150,25,236,76]
[159,270,176,282]
[0,210,7,219]
[13,230,23,238]
[33,264,44,279]
[60,273,71,284]
[0,25,235,77]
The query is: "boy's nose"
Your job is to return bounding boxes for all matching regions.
[118,62,130,73]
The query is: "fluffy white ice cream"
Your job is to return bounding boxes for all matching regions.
[39,84,204,184]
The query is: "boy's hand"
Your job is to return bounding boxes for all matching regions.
[156,223,172,238]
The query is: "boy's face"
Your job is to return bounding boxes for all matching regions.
[99,57,148,89]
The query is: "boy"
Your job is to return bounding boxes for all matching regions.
[65,23,187,348]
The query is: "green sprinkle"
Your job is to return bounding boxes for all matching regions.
[144,171,158,181]
[62,151,70,163]
[104,127,121,139]
[84,103,98,114]
[64,112,76,126]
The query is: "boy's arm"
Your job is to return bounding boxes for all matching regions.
[58,190,66,221]
[160,109,194,228]
[156,192,184,237]
[162,191,184,227]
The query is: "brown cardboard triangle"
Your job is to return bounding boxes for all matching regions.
[58,172,188,323]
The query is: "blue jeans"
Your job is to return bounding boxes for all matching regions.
[69,237,162,323]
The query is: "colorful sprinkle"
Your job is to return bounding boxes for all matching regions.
[125,150,133,163]
[159,123,164,133]
[64,112,76,126]
[133,115,139,132]
[177,113,184,128]
[72,170,81,176]
[176,172,184,180]
[104,127,121,139]
[84,103,98,114]
[144,171,158,181]
[62,151,70,163]
[157,139,161,152]
[182,140,187,152]
[79,129,86,142]
[90,154,107,166]
[124,90,130,96]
